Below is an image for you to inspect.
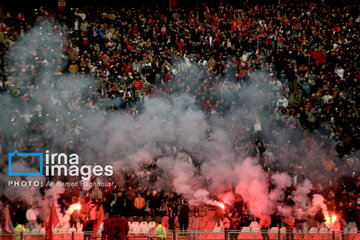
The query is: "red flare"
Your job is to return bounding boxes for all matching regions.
[217,202,225,209]
[325,214,337,228]
[68,203,81,214]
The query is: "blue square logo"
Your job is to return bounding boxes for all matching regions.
[8,150,43,176]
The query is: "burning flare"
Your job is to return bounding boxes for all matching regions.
[216,201,225,210]
[68,203,81,214]
[325,214,337,228]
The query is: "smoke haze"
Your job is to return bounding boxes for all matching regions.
[0,18,345,222]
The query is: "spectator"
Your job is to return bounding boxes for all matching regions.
[259,214,271,240]
[189,210,200,240]
[25,204,37,230]
[69,208,79,230]
[79,197,89,225]
[223,212,232,240]
[178,201,190,233]
[14,223,25,240]
[154,220,167,240]
[134,193,146,221]
[83,203,97,240]
[230,212,241,240]
[282,217,295,240]
[68,61,79,73]
[276,95,289,108]
[149,191,160,220]
[167,203,177,232]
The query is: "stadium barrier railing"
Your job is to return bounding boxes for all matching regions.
[176,230,224,240]
[0,230,175,240]
[0,230,359,240]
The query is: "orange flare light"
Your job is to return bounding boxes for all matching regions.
[325,214,337,228]
[217,202,225,210]
[68,203,81,214]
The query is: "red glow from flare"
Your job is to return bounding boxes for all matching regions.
[217,202,225,209]
[68,203,81,214]
[325,214,337,228]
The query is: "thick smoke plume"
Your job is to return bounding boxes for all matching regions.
[0,18,339,224]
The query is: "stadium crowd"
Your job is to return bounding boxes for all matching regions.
[0,0,360,236]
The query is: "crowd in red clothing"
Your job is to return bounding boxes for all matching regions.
[0,0,359,234]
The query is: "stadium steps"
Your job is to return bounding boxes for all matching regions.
[292,78,298,93]
[290,93,295,105]
[289,78,299,105]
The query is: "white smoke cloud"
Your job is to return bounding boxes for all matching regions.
[0,18,342,225]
